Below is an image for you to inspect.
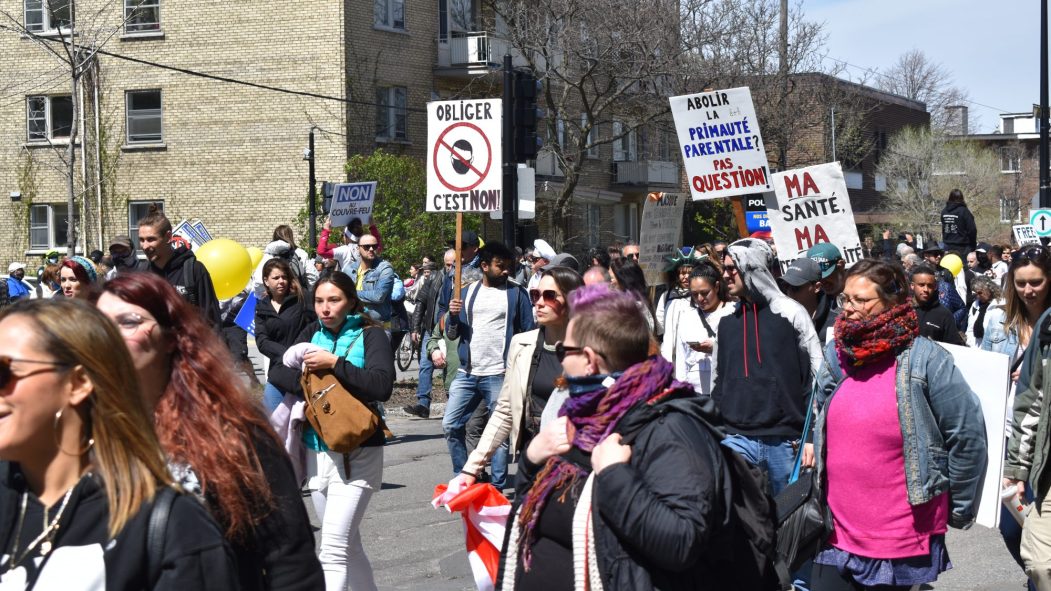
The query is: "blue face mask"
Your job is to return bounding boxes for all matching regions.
[565,373,620,398]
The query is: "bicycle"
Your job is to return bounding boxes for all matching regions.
[396,332,416,372]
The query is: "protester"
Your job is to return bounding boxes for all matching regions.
[251,225,318,295]
[58,256,97,300]
[661,261,733,394]
[0,298,236,589]
[499,284,773,589]
[810,243,847,339]
[712,237,822,496]
[346,233,395,326]
[621,241,640,261]
[456,266,583,486]
[527,239,555,291]
[910,264,964,345]
[812,259,987,590]
[96,274,323,590]
[106,234,138,279]
[966,275,1001,347]
[36,263,59,299]
[582,265,610,286]
[6,263,32,302]
[256,258,315,413]
[405,249,456,418]
[654,248,695,338]
[586,246,611,270]
[287,271,394,590]
[440,241,535,490]
[991,245,1009,282]
[941,188,978,256]
[317,217,365,272]
[781,257,823,317]
[609,257,657,334]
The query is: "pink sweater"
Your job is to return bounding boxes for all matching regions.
[825,355,948,559]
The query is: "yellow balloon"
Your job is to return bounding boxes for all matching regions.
[196,238,253,300]
[247,246,264,269]
[939,253,963,277]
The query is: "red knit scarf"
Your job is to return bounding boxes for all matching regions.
[834,302,918,366]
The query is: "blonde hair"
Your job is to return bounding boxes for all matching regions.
[2,299,171,537]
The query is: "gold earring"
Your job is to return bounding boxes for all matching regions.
[53,409,94,457]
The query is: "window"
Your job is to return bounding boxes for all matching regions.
[375,87,407,141]
[24,0,71,33]
[374,0,404,30]
[26,95,73,142]
[614,203,639,243]
[586,205,601,248]
[124,0,160,33]
[1001,147,1021,173]
[582,114,598,158]
[129,200,163,251]
[125,90,162,144]
[612,121,636,162]
[1000,196,1022,223]
[29,203,74,250]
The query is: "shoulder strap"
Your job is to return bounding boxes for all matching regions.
[147,486,178,584]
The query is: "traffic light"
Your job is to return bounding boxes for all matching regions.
[512,70,543,162]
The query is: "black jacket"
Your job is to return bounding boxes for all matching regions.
[255,293,315,393]
[812,291,840,341]
[140,247,221,329]
[0,466,236,590]
[915,299,963,345]
[411,271,445,335]
[941,201,977,253]
[510,392,776,591]
[292,321,395,447]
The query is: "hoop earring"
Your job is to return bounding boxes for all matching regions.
[53,409,94,457]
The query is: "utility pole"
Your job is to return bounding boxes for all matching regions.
[307,127,318,250]
[1041,0,1050,207]
[502,55,516,247]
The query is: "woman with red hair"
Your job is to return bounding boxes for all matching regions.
[94,273,323,591]
[59,256,98,299]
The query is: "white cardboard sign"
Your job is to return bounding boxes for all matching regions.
[329,182,377,228]
[669,87,771,200]
[426,99,502,212]
[1014,224,1041,246]
[769,162,862,273]
[638,192,687,286]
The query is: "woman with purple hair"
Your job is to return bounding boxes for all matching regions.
[497,284,775,590]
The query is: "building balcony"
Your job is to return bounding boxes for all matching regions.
[535,152,564,178]
[614,160,680,186]
[435,31,508,78]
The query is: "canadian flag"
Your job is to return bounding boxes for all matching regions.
[432,481,511,591]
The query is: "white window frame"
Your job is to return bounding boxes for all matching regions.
[26,94,73,143]
[128,200,163,253]
[124,0,160,34]
[1000,146,1021,173]
[24,0,71,34]
[125,89,163,144]
[29,202,74,251]
[374,0,405,30]
[375,86,408,141]
[1000,196,1022,223]
[612,120,636,162]
[582,114,598,158]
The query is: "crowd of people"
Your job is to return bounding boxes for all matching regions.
[0,186,1049,591]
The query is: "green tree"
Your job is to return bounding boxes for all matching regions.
[345,150,480,274]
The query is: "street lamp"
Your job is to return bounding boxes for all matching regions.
[306,127,318,250]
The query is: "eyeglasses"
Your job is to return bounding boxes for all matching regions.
[1012,245,1049,264]
[835,293,880,310]
[0,356,70,390]
[113,312,157,334]
[359,244,378,251]
[529,288,561,305]
[722,264,738,276]
[554,341,586,362]
[625,252,640,260]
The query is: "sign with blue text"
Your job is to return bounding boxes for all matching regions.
[669,87,771,201]
[329,182,377,228]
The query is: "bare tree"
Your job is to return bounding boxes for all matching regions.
[878,49,970,134]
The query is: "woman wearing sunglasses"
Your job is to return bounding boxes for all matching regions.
[95,273,323,591]
[660,261,732,395]
[0,299,235,589]
[456,266,582,487]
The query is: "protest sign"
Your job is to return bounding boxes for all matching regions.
[1014,224,1041,246]
[937,342,1010,529]
[192,221,213,242]
[173,220,206,249]
[669,87,771,201]
[427,99,502,212]
[768,162,862,273]
[329,182,377,228]
[638,192,687,286]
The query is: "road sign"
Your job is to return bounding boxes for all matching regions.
[491,165,535,221]
[427,99,502,212]
[1031,209,1051,236]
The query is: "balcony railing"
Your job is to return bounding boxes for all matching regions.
[615,160,679,185]
[448,31,506,67]
[535,152,564,177]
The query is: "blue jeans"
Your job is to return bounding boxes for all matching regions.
[415,331,434,409]
[263,382,285,415]
[721,433,796,497]
[443,371,507,489]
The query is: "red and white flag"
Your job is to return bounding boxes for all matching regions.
[433,480,511,591]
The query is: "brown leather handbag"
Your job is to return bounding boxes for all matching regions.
[301,368,391,453]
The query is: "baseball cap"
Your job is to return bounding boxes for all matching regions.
[447,230,480,248]
[108,235,133,251]
[781,258,822,287]
[806,243,843,279]
[542,253,580,272]
[7,262,25,273]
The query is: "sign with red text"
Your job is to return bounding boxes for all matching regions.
[669,87,771,201]
[427,99,502,212]
[768,162,862,273]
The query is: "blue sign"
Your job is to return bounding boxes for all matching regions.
[234,292,258,336]
[746,211,769,234]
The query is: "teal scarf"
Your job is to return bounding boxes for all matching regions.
[303,315,367,451]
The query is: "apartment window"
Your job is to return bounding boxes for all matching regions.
[126,90,162,144]
[24,0,71,33]
[614,203,639,243]
[374,0,404,30]
[1001,147,1021,173]
[26,95,73,142]
[124,0,160,33]
[129,200,163,251]
[582,114,598,158]
[375,87,407,141]
[1000,196,1022,223]
[29,203,73,250]
[586,205,601,248]
[612,121,636,162]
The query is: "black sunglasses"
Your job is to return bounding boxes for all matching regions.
[554,341,585,362]
[1012,245,1049,264]
[359,244,378,251]
[0,356,69,389]
[529,289,561,305]
[625,252,640,260]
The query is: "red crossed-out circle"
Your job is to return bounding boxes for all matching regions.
[433,122,493,192]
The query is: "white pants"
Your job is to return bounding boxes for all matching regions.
[307,446,383,591]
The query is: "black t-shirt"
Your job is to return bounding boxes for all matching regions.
[515,477,583,591]
[526,343,561,441]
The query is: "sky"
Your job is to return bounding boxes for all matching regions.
[806,0,1040,133]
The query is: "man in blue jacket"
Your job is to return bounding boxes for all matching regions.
[440,240,535,490]
[346,233,395,324]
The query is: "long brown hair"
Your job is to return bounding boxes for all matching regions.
[100,274,276,539]
[2,299,171,537]
[1004,246,1051,345]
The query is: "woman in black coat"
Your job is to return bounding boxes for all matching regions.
[257,258,316,413]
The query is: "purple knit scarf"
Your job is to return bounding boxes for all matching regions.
[517,355,683,569]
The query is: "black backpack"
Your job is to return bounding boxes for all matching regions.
[278,248,309,289]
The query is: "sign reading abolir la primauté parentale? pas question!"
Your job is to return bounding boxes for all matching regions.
[426,99,503,213]
[669,87,772,201]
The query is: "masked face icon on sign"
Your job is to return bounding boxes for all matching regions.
[451,139,474,174]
